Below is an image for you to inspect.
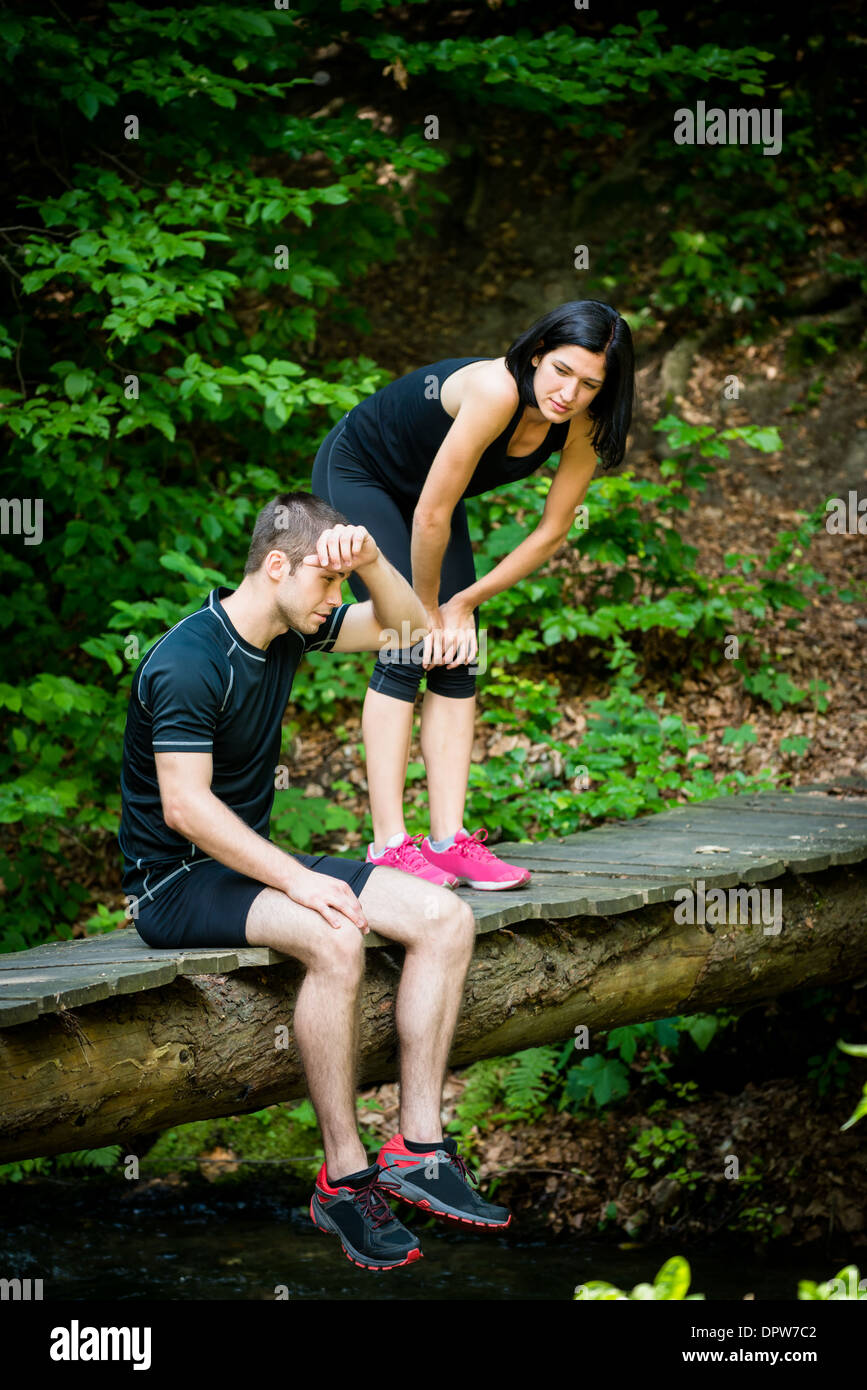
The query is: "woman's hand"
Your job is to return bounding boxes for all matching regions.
[421,595,478,670]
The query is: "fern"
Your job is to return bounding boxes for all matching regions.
[53,1145,122,1171]
[446,1058,508,1154]
[501,1047,562,1121]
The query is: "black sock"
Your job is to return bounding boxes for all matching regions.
[327,1160,377,1189]
[403,1138,445,1153]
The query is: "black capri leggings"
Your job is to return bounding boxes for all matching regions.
[311,415,479,702]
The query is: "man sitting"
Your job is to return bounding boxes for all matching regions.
[118,492,511,1270]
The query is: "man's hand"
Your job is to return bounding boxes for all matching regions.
[421,594,478,669]
[287,865,370,934]
[302,524,379,575]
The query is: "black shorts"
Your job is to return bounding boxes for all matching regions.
[124,854,377,950]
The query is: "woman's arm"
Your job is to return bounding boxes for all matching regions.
[456,418,599,610]
[411,375,517,608]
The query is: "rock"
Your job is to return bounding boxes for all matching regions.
[649,1177,682,1212]
[660,335,703,404]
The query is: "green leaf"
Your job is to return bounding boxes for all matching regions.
[76,90,99,120]
[63,371,92,401]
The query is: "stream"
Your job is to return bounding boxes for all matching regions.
[0,1180,840,1301]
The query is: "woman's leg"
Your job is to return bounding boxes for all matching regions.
[312,431,423,849]
[420,691,476,842]
[420,499,480,841]
[362,686,414,849]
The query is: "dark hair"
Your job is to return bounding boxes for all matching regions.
[504,300,635,472]
[244,491,349,575]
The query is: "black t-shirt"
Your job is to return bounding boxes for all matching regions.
[118,587,348,879]
[342,356,570,501]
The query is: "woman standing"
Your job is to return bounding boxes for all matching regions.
[311,300,635,890]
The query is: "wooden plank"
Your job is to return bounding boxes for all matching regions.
[708,793,867,818]
[589,810,867,836]
[0,946,242,974]
[0,998,41,1026]
[0,961,179,1017]
[470,881,648,926]
[565,823,866,859]
[499,838,789,869]
[476,862,692,900]
[0,928,242,975]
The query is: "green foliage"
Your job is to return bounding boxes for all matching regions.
[575,1255,705,1301]
[837,1042,867,1132]
[0,5,847,952]
[806,1043,853,1099]
[270,788,360,853]
[799,1266,867,1301]
[624,1118,704,1190]
[448,1010,739,1154]
[575,1258,867,1301]
[0,1146,121,1184]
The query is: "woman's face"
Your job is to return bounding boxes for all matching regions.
[531,343,607,421]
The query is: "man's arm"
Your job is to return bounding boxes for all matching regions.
[331,550,431,654]
[300,523,430,654]
[154,750,369,934]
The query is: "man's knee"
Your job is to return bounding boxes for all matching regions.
[309,924,366,983]
[440,894,476,958]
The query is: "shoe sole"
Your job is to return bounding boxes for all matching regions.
[376,1173,512,1229]
[455,875,531,891]
[309,1194,423,1270]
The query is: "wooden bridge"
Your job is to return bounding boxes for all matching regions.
[2,783,866,1163]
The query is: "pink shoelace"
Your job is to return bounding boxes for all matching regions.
[388,833,431,870]
[446,828,500,862]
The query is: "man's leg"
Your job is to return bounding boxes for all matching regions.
[245,865,475,1163]
[244,890,368,1181]
[356,866,476,1140]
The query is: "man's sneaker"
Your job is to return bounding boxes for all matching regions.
[420,827,531,891]
[309,1162,422,1270]
[367,831,458,888]
[375,1134,512,1229]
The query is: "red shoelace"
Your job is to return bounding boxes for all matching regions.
[352,1176,396,1228]
[446,1149,479,1187]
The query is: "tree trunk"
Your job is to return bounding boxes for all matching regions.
[1,864,864,1162]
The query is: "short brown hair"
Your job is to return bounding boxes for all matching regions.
[244,492,350,575]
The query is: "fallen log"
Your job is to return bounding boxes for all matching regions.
[1,861,865,1163]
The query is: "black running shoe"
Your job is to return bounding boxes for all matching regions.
[376,1134,512,1228]
[309,1162,422,1270]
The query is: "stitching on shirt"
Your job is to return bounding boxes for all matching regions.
[220,663,235,712]
[153,739,214,747]
[207,591,266,662]
[305,603,348,652]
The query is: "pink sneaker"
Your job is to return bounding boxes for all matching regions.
[419,828,531,891]
[366,832,459,888]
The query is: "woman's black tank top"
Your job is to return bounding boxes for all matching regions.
[341,357,571,502]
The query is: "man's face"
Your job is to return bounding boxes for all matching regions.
[274,553,346,633]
